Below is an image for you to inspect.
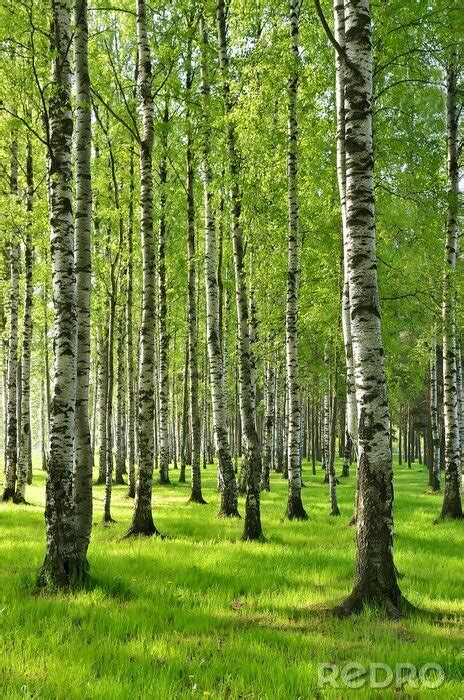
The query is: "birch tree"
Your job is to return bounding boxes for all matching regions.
[216,0,263,540]
[2,141,20,503]
[285,0,307,520]
[14,138,34,504]
[200,13,239,517]
[125,0,160,537]
[73,0,93,565]
[185,20,205,504]
[333,0,406,616]
[440,51,462,520]
[39,0,79,587]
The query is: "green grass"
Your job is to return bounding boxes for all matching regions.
[0,456,462,699]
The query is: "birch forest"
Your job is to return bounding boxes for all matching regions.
[0,0,462,696]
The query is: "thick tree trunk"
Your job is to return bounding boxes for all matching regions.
[73,0,93,567]
[39,0,79,587]
[334,0,405,616]
[126,0,160,536]
[2,142,20,502]
[440,52,462,520]
[200,13,239,518]
[15,139,34,503]
[217,0,263,540]
[284,0,307,521]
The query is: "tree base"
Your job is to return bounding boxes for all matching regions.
[242,522,264,541]
[37,555,87,590]
[333,587,413,619]
[1,487,15,502]
[126,488,135,499]
[157,476,171,486]
[122,523,163,539]
[178,475,186,484]
[187,492,207,504]
[101,516,117,525]
[122,507,163,538]
[285,493,309,521]
[114,477,126,486]
[95,477,106,486]
[218,507,241,518]
[12,494,31,505]
[330,506,341,516]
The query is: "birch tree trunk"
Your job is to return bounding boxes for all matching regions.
[2,141,20,502]
[186,31,205,504]
[126,0,160,536]
[179,335,189,483]
[73,0,93,566]
[115,300,127,485]
[200,13,239,518]
[39,0,79,587]
[430,334,441,492]
[334,0,358,449]
[440,51,462,520]
[261,361,274,492]
[285,0,307,520]
[103,259,117,524]
[217,0,263,540]
[334,0,405,615]
[15,138,34,504]
[158,100,170,486]
[126,146,136,498]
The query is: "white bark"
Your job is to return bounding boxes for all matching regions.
[15,138,34,503]
[3,141,20,502]
[40,0,78,586]
[200,13,239,517]
[73,0,93,564]
[440,51,462,519]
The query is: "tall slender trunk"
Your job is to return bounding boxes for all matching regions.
[73,0,93,566]
[126,0,160,536]
[185,32,205,504]
[458,348,464,481]
[430,334,441,491]
[126,147,136,498]
[115,300,127,485]
[15,139,34,503]
[285,0,307,520]
[328,353,340,516]
[103,266,116,523]
[2,141,20,502]
[179,334,189,483]
[39,0,79,587]
[157,100,170,485]
[333,0,405,615]
[261,361,274,492]
[440,51,462,520]
[97,326,108,486]
[334,0,357,448]
[200,13,239,518]
[216,0,262,540]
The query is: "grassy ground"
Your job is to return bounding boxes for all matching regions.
[0,456,462,699]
